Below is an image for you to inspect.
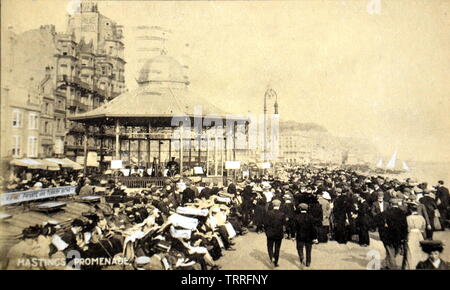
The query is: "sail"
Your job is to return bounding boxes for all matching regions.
[386,151,397,169]
[376,159,383,167]
[402,161,410,171]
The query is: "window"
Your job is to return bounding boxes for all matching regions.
[27,136,38,157]
[28,113,39,130]
[12,109,22,128]
[12,135,21,157]
[57,118,64,132]
[44,121,49,134]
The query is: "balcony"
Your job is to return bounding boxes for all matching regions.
[57,75,72,83]
[67,98,88,111]
[74,77,93,91]
[110,91,121,98]
[94,85,108,98]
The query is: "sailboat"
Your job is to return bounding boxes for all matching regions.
[376,159,383,168]
[402,161,410,171]
[384,151,410,174]
[386,151,397,169]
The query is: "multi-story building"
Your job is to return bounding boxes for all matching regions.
[278,121,378,165]
[1,87,41,162]
[59,1,126,159]
[0,2,126,172]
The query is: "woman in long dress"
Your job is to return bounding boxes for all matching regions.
[405,202,428,269]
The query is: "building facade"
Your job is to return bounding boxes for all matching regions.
[0,2,125,173]
[278,121,379,165]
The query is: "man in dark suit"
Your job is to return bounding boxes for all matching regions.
[435,181,449,229]
[379,199,408,269]
[371,191,390,216]
[210,182,221,196]
[371,191,390,231]
[241,184,255,227]
[199,186,212,200]
[294,203,318,267]
[263,199,286,267]
[420,190,438,239]
[181,181,196,205]
[332,189,351,244]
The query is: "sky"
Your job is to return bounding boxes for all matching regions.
[2,0,450,162]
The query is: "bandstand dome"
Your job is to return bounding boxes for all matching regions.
[137,53,188,86]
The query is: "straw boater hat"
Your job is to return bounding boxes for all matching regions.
[389,198,402,205]
[135,256,152,268]
[322,191,331,200]
[272,199,281,207]
[413,186,423,193]
[299,203,308,210]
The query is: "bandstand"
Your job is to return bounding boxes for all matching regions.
[68,54,249,182]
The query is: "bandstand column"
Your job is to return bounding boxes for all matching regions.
[214,127,218,176]
[147,123,151,167]
[206,129,209,177]
[83,125,88,175]
[115,119,120,160]
[233,122,237,181]
[179,125,184,174]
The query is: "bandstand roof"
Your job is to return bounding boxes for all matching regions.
[68,84,248,126]
[69,53,249,127]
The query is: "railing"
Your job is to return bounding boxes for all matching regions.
[67,99,88,111]
[119,177,166,188]
[91,175,227,188]
[57,75,72,83]
[92,175,166,188]
[0,186,76,206]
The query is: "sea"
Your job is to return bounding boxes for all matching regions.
[381,161,450,186]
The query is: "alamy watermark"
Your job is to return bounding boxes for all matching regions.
[166,106,280,161]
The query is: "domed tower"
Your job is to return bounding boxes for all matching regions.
[136,51,189,89]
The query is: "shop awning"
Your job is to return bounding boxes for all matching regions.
[45,158,71,168]
[44,158,83,170]
[39,159,61,171]
[61,158,83,170]
[10,159,46,170]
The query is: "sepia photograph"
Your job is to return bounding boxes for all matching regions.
[0,0,449,273]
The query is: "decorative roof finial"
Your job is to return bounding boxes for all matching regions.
[160,32,167,55]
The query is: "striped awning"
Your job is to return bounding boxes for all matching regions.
[39,159,60,171]
[44,158,83,170]
[9,159,46,170]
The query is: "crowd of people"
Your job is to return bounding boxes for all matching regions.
[253,166,449,269]
[2,164,449,270]
[4,175,246,270]
[0,171,80,192]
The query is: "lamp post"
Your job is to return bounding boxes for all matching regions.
[263,87,277,174]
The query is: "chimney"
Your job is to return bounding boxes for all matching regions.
[45,66,52,78]
[274,98,279,115]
